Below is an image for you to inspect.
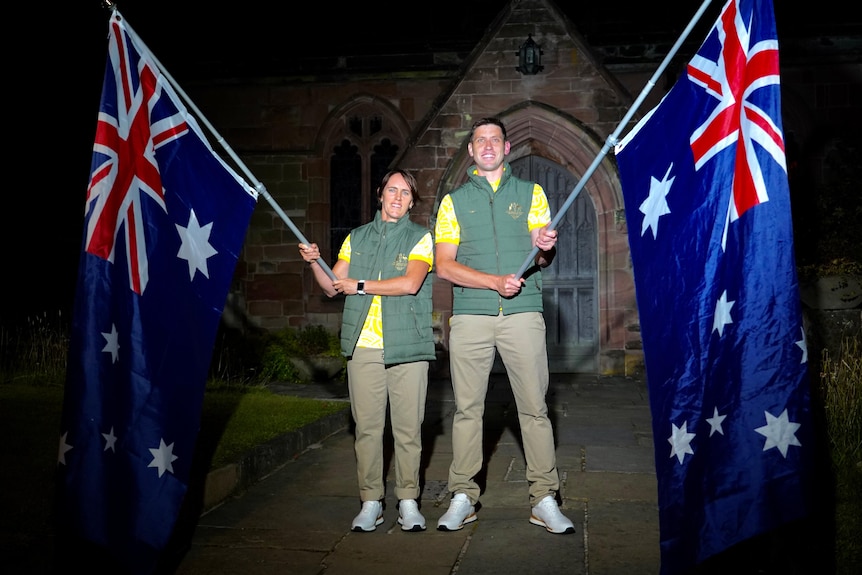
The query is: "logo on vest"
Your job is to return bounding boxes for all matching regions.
[507,202,524,220]
[393,253,409,271]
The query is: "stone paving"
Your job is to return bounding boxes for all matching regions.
[171,373,661,575]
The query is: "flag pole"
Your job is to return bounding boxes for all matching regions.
[515,0,716,279]
[103,2,338,281]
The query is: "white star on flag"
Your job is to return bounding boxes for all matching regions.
[712,290,734,336]
[795,327,808,364]
[58,432,73,466]
[706,407,727,436]
[101,324,120,363]
[639,163,674,239]
[102,427,118,452]
[668,421,696,464]
[148,438,179,477]
[754,408,802,457]
[176,209,218,280]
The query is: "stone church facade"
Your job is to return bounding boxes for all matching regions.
[182,0,860,375]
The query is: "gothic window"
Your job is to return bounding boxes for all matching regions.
[330,140,361,264]
[329,115,399,261]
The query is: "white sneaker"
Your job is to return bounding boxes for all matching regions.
[436,493,477,531]
[351,500,384,532]
[397,499,427,532]
[530,495,575,534]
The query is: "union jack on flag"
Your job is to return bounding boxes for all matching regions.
[85,24,193,295]
[56,9,257,574]
[687,0,784,227]
[615,1,814,573]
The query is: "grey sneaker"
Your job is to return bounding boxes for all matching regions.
[351,500,384,532]
[436,493,477,531]
[530,495,575,534]
[397,499,427,532]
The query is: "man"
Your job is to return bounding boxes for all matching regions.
[434,117,575,534]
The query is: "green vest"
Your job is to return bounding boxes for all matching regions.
[449,164,544,316]
[340,211,436,364]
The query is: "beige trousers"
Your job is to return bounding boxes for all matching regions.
[447,312,560,506]
[347,347,428,502]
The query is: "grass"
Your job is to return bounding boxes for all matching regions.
[198,384,348,468]
[818,337,862,574]
[0,382,65,562]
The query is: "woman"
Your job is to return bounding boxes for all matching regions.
[299,169,435,532]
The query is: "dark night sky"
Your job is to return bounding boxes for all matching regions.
[5,0,859,323]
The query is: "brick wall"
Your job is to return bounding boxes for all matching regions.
[184,0,860,375]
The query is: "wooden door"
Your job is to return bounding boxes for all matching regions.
[511,156,598,373]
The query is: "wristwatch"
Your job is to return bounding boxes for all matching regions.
[357,280,366,295]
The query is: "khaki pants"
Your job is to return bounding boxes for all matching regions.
[447,312,560,506]
[347,347,428,502]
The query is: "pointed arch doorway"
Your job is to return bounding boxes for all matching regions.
[510,155,598,373]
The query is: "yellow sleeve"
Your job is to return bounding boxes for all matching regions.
[337,234,352,263]
[408,232,434,270]
[527,183,552,231]
[434,194,460,245]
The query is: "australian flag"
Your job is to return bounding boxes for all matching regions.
[614,0,814,573]
[56,9,257,573]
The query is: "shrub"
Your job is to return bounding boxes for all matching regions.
[208,325,271,386]
[209,323,343,385]
[276,324,341,357]
[257,325,344,384]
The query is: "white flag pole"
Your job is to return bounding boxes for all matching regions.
[515,0,716,279]
[103,2,338,281]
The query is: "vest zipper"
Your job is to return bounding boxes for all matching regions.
[490,193,503,309]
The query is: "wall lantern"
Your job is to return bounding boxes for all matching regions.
[516,34,544,75]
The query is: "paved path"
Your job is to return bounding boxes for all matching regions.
[171,373,660,575]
